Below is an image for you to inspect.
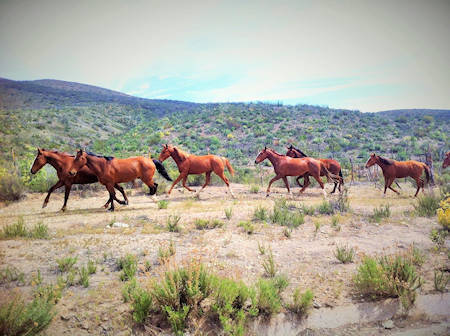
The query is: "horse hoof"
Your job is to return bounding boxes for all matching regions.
[42,203,48,209]
[60,208,66,212]
[107,208,115,212]
[266,194,270,197]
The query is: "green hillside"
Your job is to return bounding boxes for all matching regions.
[1,77,448,171]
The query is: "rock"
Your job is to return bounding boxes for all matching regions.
[109,222,129,228]
[382,319,394,329]
[81,321,89,330]
[60,314,71,321]
[313,301,322,309]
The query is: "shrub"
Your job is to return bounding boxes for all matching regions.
[194,218,223,230]
[0,172,25,202]
[158,200,169,209]
[122,277,138,303]
[224,207,233,220]
[253,205,268,221]
[262,249,277,277]
[334,245,355,264]
[433,270,449,293]
[131,286,153,323]
[270,201,304,228]
[158,241,175,264]
[437,196,450,230]
[29,222,49,239]
[0,293,55,336]
[257,242,266,255]
[249,185,259,193]
[56,256,77,273]
[254,276,288,316]
[283,227,292,238]
[353,254,423,310]
[330,187,350,213]
[238,221,254,234]
[87,260,96,274]
[430,228,447,247]
[414,193,440,217]
[1,217,27,238]
[167,215,181,232]
[78,266,89,288]
[370,204,391,222]
[288,288,314,316]
[316,200,334,215]
[299,203,315,216]
[0,266,25,285]
[118,254,138,281]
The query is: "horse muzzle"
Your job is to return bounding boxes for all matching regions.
[68,170,77,176]
[254,160,258,164]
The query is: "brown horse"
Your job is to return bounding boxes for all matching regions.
[443,152,450,169]
[30,148,128,211]
[69,150,172,211]
[365,153,430,197]
[254,147,341,197]
[158,144,235,197]
[286,145,343,193]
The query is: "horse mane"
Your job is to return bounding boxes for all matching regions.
[267,148,284,157]
[292,146,308,158]
[378,156,394,165]
[86,152,114,161]
[172,147,189,161]
[45,150,74,158]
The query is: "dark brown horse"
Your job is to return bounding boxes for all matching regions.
[365,153,430,197]
[443,152,450,169]
[30,148,128,211]
[286,145,343,193]
[254,147,342,197]
[69,150,172,211]
[158,144,235,197]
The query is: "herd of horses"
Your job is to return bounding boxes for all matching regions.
[30,146,449,212]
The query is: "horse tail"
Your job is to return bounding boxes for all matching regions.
[152,159,172,181]
[422,163,430,185]
[323,167,342,184]
[223,158,234,176]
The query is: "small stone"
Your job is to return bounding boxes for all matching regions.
[382,319,394,329]
[60,314,71,321]
[109,222,129,228]
[313,301,322,309]
[81,321,89,330]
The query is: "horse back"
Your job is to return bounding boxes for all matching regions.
[392,160,424,178]
[319,158,341,174]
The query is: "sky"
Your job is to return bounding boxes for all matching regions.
[0,0,449,112]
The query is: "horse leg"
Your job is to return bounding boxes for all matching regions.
[43,180,64,208]
[196,172,211,196]
[296,175,304,188]
[182,176,196,192]
[331,181,338,194]
[282,176,291,196]
[312,173,327,198]
[61,184,72,212]
[105,184,116,211]
[267,175,282,197]
[413,178,422,197]
[114,183,128,205]
[299,175,311,194]
[167,173,185,195]
[387,178,400,195]
[215,170,235,198]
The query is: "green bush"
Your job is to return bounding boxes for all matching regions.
[316,200,334,215]
[1,218,49,240]
[253,205,268,221]
[167,215,181,232]
[334,245,355,264]
[78,266,89,288]
[0,266,25,285]
[249,185,259,193]
[131,286,153,323]
[224,207,233,220]
[0,294,55,336]
[194,218,224,230]
[433,270,449,293]
[158,241,175,264]
[158,199,169,209]
[87,260,96,274]
[262,249,277,277]
[118,254,138,281]
[122,278,138,303]
[270,201,304,228]
[28,222,49,239]
[370,204,391,222]
[238,221,254,234]
[0,172,25,202]
[299,203,315,216]
[414,193,441,217]
[288,288,314,315]
[254,275,288,316]
[56,256,77,273]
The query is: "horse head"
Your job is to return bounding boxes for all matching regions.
[158,144,173,162]
[255,146,269,164]
[365,153,378,168]
[69,149,88,176]
[30,148,48,174]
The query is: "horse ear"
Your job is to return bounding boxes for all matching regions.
[264,146,267,150]
[37,148,42,154]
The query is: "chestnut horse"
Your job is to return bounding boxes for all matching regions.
[254,147,342,197]
[365,153,430,197]
[286,145,343,193]
[30,148,128,211]
[69,150,172,211]
[158,144,235,197]
[443,152,450,169]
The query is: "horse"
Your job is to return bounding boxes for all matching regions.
[254,147,342,197]
[443,152,450,169]
[158,144,235,197]
[365,153,430,197]
[30,148,128,211]
[69,149,172,211]
[286,145,343,193]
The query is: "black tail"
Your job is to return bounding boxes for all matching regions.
[339,169,344,185]
[153,159,172,181]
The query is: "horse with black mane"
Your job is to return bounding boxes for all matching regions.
[365,153,430,197]
[286,145,344,193]
[30,148,128,211]
[69,150,172,211]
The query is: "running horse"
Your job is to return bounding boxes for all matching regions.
[443,152,450,169]
[365,153,430,197]
[30,148,128,211]
[254,147,342,197]
[286,145,343,193]
[158,144,235,197]
[69,150,172,211]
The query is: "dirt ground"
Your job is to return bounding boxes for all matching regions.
[0,182,448,335]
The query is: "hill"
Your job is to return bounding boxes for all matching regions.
[0,77,448,171]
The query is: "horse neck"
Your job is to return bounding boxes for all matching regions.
[85,155,106,175]
[44,152,68,173]
[266,151,282,168]
[170,149,187,166]
[375,158,388,171]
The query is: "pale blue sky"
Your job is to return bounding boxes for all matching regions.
[1,0,449,111]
